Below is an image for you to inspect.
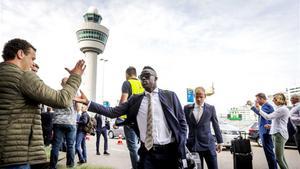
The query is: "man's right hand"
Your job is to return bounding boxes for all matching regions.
[246,100,253,107]
[65,59,86,76]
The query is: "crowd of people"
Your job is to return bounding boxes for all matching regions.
[0,38,299,169]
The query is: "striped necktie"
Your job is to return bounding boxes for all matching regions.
[145,93,153,150]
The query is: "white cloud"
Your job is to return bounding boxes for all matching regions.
[0,0,299,113]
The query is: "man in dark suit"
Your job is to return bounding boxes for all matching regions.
[76,66,188,169]
[41,107,54,146]
[247,93,277,169]
[184,87,223,169]
[95,114,110,155]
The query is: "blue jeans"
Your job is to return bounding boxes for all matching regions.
[3,164,30,169]
[96,127,108,152]
[261,133,277,169]
[124,125,139,169]
[76,130,87,162]
[50,124,76,169]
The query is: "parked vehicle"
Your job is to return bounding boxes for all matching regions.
[248,122,262,146]
[247,122,296,147]
[212,122,240,148]
[108,120,125,139]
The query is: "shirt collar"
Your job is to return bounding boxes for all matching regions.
[145,88,159,95]
[195,102,204,108]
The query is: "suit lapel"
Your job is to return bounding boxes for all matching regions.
[189,104,198,125]
[158,90,178,123]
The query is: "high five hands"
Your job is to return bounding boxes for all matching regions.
[74,90,89,105]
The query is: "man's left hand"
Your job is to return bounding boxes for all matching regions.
[216,144,223,153]
[264,124,271,129]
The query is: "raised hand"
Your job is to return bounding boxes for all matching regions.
[65,59,86,76]
[255,101,260,109]
[74,90,89,105]
[246,100,253,107]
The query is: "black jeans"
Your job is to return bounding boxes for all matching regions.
[138,142,179,169]
[198,150,218,169]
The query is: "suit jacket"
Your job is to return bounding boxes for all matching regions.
[94,114,108,131]
[41,111,53,132]
[251,102,273,135]
[184,103,223,153]
[88,89,187,159]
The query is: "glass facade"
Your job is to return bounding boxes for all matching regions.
[76,29,108,44]
[84,13,102,23]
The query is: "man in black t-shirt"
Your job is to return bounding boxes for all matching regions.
[119,66,144,169]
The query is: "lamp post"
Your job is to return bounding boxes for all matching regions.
[100,58,108,102]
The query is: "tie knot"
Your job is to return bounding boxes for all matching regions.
[146,93,151,99]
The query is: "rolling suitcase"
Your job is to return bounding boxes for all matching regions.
[231,132,253,169]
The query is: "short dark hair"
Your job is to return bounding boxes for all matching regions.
[142,66,157,77]
[126,66,137,76]
[2,38,36,61]
[255,93,267,100]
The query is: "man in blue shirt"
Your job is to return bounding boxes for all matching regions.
[248,93,277,169]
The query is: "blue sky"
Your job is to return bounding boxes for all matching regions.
[0,0,299,114]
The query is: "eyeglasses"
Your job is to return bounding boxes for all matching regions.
[138,73,152,80]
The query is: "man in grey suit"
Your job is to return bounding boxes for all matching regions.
[184,87,223,169]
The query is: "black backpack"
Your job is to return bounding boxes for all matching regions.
[83,114,96,135]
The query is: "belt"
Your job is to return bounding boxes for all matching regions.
[141,142,176,152]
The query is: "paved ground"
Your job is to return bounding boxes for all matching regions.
[58,135,131,169]
[58,136,300,169]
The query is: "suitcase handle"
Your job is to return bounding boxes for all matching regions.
[234,152,253,156]
[238,131,247,139]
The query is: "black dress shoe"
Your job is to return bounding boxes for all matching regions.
[77,160,85,164]
[103,151,110,155]
[96,152,101,155]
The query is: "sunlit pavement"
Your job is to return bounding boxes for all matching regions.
[58,135,131,169]
[58,136,300,169]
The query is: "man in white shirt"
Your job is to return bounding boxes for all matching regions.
[75,66,188,169]
[184,87,223,169]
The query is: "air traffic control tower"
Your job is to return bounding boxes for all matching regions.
[76,6,109,101]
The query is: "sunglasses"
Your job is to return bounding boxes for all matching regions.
[138,73,153,80]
